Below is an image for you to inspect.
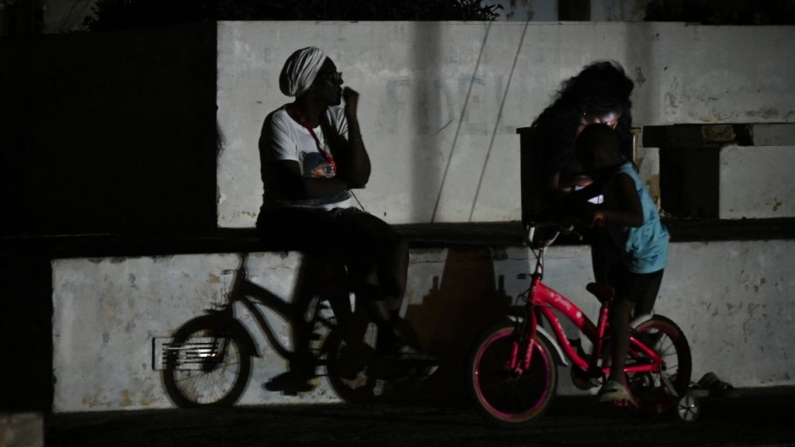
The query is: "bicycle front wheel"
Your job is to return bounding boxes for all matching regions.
[467,321,558,426]
[162,315,252,408]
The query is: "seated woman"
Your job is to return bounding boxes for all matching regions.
[256,47,437,391]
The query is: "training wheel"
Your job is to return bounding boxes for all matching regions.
[677,394,701,422]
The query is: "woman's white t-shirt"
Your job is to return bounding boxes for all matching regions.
[260,105,354,210]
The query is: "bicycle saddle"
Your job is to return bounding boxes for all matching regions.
[585,283,615,303]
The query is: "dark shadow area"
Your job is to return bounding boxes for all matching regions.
[558,0,591,20]
[518,127,542,226]
[0,23,217,236]
[403,248,512,404]
[644,0,795,25]
[411,22,444,222]
[0,0,42,38]
[80,0,501,32]
[659,146,720,218]
[0,254,53,412]
[265,253,355,397]
[1,23,217,411]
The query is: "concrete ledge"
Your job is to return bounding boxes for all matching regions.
[3,219,795,259]
[51,240,795,412]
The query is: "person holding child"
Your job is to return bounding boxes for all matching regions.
[531,61,636,286]
[531,60,635,192]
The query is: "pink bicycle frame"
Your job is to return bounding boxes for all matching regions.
[524,277,664,376]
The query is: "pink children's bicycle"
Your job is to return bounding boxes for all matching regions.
[466,222,692,426]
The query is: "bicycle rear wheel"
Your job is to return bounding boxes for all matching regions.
[626,316,692,414]
[162,315,252,408]
[467,320,558,426]
[324,309,425,403]
[323,318,382,404]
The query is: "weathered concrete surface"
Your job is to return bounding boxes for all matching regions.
[217,21,795,227]
[720,145,795,219]
[52,240,795,412]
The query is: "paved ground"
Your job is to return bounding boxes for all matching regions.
[45,388,795,447]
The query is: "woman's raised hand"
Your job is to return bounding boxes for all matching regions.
[342,87,359,117]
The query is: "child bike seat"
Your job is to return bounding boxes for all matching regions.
[586,283,615,303]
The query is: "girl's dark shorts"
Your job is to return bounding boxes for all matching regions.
[608,268,664,317]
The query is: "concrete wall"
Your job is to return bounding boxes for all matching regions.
[721,145,795,219]
[52,240,795,412]
[217,21,795,227]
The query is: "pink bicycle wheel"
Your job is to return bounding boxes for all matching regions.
[626,316,692,414]
[467,321,558,426]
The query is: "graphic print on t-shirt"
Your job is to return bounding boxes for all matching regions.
[301,151,336,178]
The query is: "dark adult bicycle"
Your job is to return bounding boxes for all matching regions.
[158,253,404,407]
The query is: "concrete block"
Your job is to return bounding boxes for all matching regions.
[720,145,795,219]
[752,124,795,146]
[51,240,795,412]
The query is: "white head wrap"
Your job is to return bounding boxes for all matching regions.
[279,47,328,97]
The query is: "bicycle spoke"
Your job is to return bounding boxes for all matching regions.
[626,318,692,413]
[170,334,242,404]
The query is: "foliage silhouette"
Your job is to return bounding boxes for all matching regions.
[645,0,795,25]
[83,0,502,31]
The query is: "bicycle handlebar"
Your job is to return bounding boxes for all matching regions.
[525,221,583,249]
[526,222,561,249]
[526,221,573,231]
